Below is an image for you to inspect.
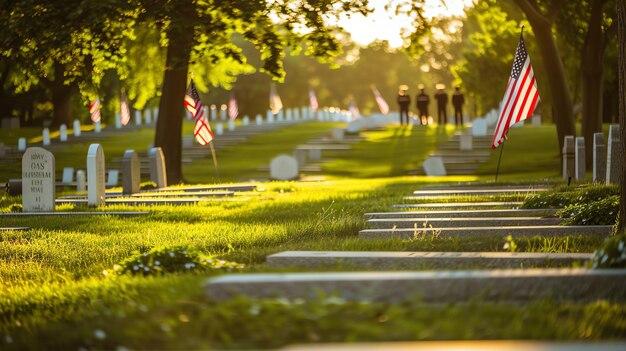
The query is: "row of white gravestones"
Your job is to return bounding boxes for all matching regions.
[270,155,299,180]
[562,125,622,183]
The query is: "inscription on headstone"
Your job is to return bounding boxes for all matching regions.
[575,137,586,180]
[22,147,55,212]
[87,144,106,206]
[606,124,623,184]
[593,132,606,182]
[149,147,167,188]
[122,150,140,195]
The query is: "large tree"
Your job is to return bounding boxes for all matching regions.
[512,0,575,151]
[616,0,625,233]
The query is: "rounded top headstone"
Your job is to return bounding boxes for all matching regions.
[270,154,299,180]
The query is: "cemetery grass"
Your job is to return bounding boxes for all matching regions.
[1,178,621,348]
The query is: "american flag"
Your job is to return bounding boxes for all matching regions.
[370,85,390,115]
[492,33,540,149]
[184,79,214,145]
[269,82,283,115]
[228,90,238,120]
[120,90,131,126]
[309,87,319,112]
[89,98,101,123]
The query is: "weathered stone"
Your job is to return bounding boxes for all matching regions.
[270,155,299,180]
[606,124,623,184]
[122,150,140,195]
[76,170,86,191]
[562,135,575,180]
[422,157,447,176]
[21,147,55,212]
[593,132,606,182]
[575,137,586,180]
[148,147,167,188]
[205,269,626,302]
[87,144,106,206]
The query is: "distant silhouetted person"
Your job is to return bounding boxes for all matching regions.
[435,87,448,125]
[416,88,430,125]
[452,86,465,127]
[397,86,411,126]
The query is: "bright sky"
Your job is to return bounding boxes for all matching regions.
[338,0,474,48]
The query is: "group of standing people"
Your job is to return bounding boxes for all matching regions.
[397,85,465,126]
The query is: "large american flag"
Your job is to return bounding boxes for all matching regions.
[309,87,319,112]
[120,90,131,126]
[492,33,540,149]
[371,85,390,115]
[89,98,101,123]
[184,79,214,145]
[228,90,238,120]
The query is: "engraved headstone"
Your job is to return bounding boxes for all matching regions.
[593,132,606,182]
[216,123,224,136]
[256,115,263,125]
[76,170,86,191]
[86,144,106,206]
[115,112,122,129]
[59,124,68,142]
[62,167,74,184]
[270,155,299,180]
[575,137,586,180]
[21,147,55,212]
[148,147,167,188]
[94,121,101,133]
[122,150,140,195]
[106,169,119,187]
[471,118,487,136]
[423,156,447,176]
[331,128,345,141]
[460,135,473,150]
[562,135,575,180]
[42,128,50,146]
[606,124,623,184]
[73,119,81,137]
[135,110,142,126]
[228,119,235,132]
[243,116,250,126]
[18,137,27,152]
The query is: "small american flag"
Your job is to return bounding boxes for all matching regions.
[492,32,540,149]
[370,85,390,115]
[89,98,101,123]
[120,90,131,126]
[269,82,283,115]
[309,88,319,112]
[228,90,238,120]
[184,79,214,145]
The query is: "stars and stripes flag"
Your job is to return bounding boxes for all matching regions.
[269,82,283,115]
[492,31,540,149]
[309,87,319,112]
[228,90,238,120]
[184,79,214,146]
[370,85,390,115]
[89,98,101,123]
[120,90,131,126]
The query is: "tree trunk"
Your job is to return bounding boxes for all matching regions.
[616,0,626,233]
[581,0,606,169]
[50,62,74,127]
[154,21,194,185]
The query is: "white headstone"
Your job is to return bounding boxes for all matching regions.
[286,109,292,121]
[210,106,217,121]
[471,118,487,136]
[122,150,140,195]
[270,155,299,180]
[220,108,227,121]
[531,115,541,127]
[308,148,321,161]
[575,137,586,180]
[267,110,274,124]
[73,119,81,137]
[294,108,300,121]
[460,135,473,150]
[22,147,55,212]
[94,121,101,133]
[87,144,106,206]
[59,124,68,142]
[145,109,152,124]
[149,147,167,188]
[115,113,122,129]
[593,132,606,182]
[243,116,250,126]
[76,170,86,191]
[216,123,224,136]
[42,128,50,146]
[606,124,623,184]
[256,115,263,125]
[423,156,447,176]
[106,169,119,187]
[462,115,470,125]
[18,137,27,152]
[346,120,362,134]
[62,167,74,184]
[331,128,345,141]
[228,119,235,132]
[153,107,159,123]
[135,110,142,126]
[277,110,284,122]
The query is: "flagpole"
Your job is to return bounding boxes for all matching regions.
[208,141,219,179]
[495,132,508,183]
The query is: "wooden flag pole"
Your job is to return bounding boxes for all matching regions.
[208,141,220,179]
